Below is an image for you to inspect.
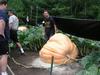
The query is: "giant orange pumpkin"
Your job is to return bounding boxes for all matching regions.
[39,33,78,64]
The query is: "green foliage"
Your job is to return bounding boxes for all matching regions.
[69,35,100,75]
[8,0,100,19]
[8,0,26,17]
[18,25,45,51]
[76,64,98,75]
[76,51,100,75]
[70,35,100,57]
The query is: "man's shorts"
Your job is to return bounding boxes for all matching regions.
[10,30,18,43]
[0,35,8,55]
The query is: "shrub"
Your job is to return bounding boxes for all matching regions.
[18,25,45,52]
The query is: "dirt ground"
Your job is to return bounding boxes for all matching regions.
[8,49,50,75]
[8,49,82,75]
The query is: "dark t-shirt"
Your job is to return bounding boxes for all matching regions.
[0,9,10,41]
[44,16,55,30]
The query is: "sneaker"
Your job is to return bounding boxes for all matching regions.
[21,53,26,56]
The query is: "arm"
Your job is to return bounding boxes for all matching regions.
[54,24,58,33]
[42,21,45,27]
[0,19,5,37]
[51,17,58,33]
[9,17,13,30]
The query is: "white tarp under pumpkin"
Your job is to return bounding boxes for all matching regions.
[39,33,78,64]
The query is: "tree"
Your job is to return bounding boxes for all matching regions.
[8,0,26,18]
[8,0,100,20]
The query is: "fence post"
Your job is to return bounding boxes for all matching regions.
[50,56,54,75]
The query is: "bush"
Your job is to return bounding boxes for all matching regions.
[67,35,100,75]
[76,51,100,75]
[18,25,45,52]
[68,35,100,57]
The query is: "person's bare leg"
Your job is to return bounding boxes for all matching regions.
[0,55,8,75]
[0,56,2,72]
[0,19,8,75]
[16,42,25,54]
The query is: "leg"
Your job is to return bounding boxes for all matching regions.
[45,28,51,41]
[49,29,55,37]
[0,55,8,72]
[0,35,8,75]
[16,42,24,54]
[10,30,25,54]
[0,55,8,75]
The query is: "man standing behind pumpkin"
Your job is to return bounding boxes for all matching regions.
[42,10,57,41]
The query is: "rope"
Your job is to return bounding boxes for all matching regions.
[8,42,33,69]
[11,57,33,69]
[8,45,81,69]
[65,55,81,62]
[7,65,15,75]
[43,47,81,63]
[8,55,82,72]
